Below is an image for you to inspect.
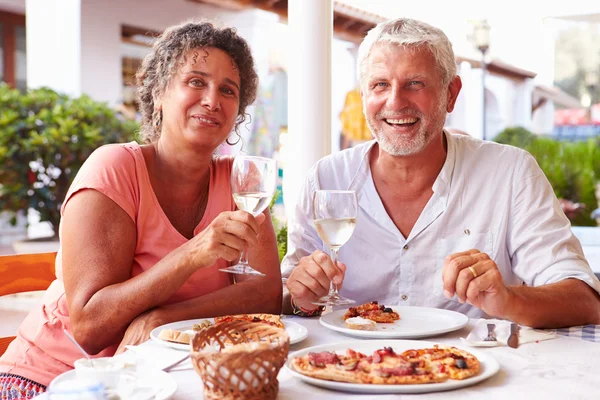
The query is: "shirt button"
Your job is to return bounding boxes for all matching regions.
[403,244,408,250]
[402,294,408,300]
[464,229,470,236]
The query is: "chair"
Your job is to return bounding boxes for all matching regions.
[0,252,56,356]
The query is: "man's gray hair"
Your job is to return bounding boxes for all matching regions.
[357,18,457,88]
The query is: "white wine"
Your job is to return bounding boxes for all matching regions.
[314,217,357,249]
[233,192,273,216]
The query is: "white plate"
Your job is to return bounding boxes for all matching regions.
[150,318,308,351]
[285,339,500,394]
[50,366,177,400]
[320,306,469,339]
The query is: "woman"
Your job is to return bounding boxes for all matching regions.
[0,20,282,397]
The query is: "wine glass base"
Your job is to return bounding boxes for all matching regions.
[219,264,266,276]
[312,293,356,307]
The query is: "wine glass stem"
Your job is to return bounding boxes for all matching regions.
[330,247,340,296]
[238,246,249,269]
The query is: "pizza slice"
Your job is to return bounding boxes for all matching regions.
[344,301,400,323]
[400,345,480,380]
[213,313,284,329]
[291,349,372,384]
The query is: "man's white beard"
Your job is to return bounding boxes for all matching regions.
[367,100,447,157]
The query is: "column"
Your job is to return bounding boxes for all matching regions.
[25,0,82,97]
[283,0,333,220]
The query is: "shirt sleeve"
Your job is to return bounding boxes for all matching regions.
[509,151,600,295]
[60,144,138,222]
[281,164,325,277]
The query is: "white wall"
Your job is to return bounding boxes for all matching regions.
[22,0,274,105]
[78,0,247,105]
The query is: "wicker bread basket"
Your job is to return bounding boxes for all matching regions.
[191,320,290,400]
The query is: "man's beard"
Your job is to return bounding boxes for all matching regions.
[366,99,447,157]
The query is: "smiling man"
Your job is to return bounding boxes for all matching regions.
[282,18,600,329]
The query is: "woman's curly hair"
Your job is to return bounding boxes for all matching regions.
[136,20,259,143]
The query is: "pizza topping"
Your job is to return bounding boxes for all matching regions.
[308,351,340,367]
[337,359,359,371]
[372,347,396,363]
[383,307,394,313]
[455,358,467,369]
[346,348,368,359]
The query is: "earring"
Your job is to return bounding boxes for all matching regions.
[226,131,241,146]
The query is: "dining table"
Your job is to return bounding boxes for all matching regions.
[139,315,600,400]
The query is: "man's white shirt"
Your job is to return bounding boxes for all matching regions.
[282,131,600,318]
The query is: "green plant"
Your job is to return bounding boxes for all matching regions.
[269,189,288,261]
[0,84,139,237]
[495,126,600,226]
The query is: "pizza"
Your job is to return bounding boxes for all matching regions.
[400,346,480,380]
[214,313,284,329]
[291,345,480,385]
[344,301,400,323]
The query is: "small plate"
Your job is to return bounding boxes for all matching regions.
[150,318,308,351]
[50,366,177,400]
[285,339,500,394]
[320,305,469,339]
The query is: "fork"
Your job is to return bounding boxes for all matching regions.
[483,323,497,341]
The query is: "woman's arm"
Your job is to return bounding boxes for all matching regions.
[114,207,282,352]
[62,189,274,354]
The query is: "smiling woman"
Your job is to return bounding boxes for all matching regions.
[0,20,282,399]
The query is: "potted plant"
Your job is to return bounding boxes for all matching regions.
[0,84,139,252]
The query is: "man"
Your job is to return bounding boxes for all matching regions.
[282,18,600,328]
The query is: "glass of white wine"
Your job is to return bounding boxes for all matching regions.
[219,155,277,276]
[312,189,358,306]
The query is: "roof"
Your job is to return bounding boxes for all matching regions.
[534,85,583,109]
[456,56,537,81]
[189,0,385,43]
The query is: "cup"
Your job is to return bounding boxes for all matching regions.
[74,357,125,391]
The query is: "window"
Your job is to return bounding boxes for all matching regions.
[0,11,26,89]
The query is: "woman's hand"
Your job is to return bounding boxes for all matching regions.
[115,309,168,354]
[183,210,266,269]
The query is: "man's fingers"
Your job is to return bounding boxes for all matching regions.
[312,250,344,284]
[454,259,494,303]
[465,267,503,299]
[287,267,329,300]
[442,251,489,297]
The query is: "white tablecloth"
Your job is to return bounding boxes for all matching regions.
[158,316,600,400]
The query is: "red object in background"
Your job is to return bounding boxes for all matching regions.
[555,104,600,126]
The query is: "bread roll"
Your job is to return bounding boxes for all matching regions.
[345,317,376,331]
[157,328,192,344]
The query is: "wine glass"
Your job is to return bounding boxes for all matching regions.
[219,155,277,276]
[312,190,358,306]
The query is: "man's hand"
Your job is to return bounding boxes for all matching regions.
[442,249,513,317]
[286,250,346,311]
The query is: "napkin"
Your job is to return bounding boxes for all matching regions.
[115,341,193,371]
[460,318,556,347]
